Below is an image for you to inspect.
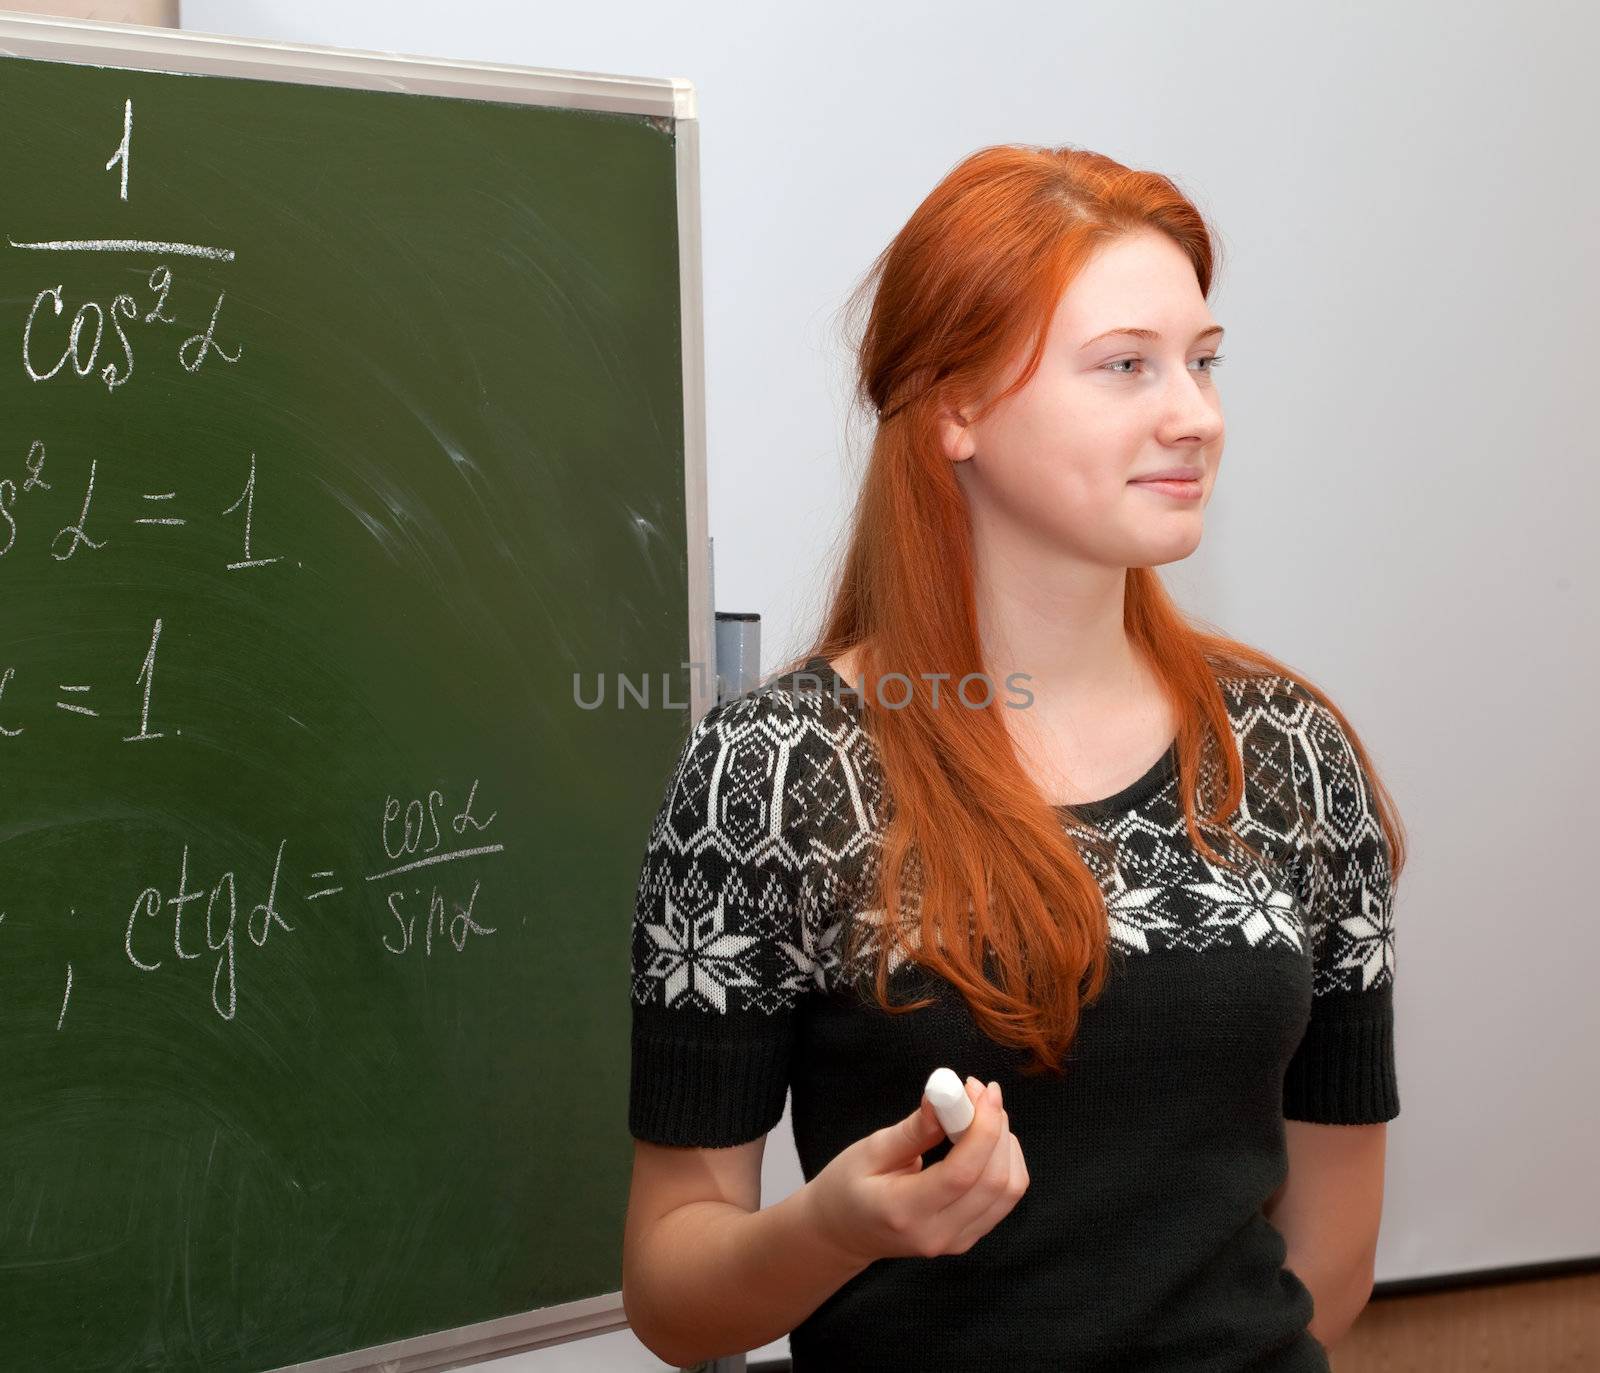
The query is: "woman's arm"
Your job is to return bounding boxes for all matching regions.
[1268,1120,1387,1348]
[625,1175,870,1367]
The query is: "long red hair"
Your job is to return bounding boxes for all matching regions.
[773,143,1408,1077]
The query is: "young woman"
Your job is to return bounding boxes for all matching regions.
[622,143,1406,1372]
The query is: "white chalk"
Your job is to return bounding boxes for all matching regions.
[924,1066,976,1143]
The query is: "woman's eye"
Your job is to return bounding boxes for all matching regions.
[1103,354,1226,376]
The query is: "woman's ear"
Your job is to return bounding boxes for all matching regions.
[936,404,977,464]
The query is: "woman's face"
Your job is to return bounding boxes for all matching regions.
[942,228,1226,571]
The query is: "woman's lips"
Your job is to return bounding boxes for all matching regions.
[1130,478,1203,500]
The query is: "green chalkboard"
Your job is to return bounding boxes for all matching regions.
[0,24,703,1373]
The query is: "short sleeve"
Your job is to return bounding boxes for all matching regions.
[627,691,815,1147]
[1282,695,1400,1125]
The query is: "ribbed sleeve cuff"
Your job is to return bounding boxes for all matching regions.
[628,1020,793,1147]
[1283,1002,1399,1124]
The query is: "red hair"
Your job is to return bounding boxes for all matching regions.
[775,143,1408,1077]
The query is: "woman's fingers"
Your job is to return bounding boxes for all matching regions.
[929,1087,1014,1236]
[879,1077,1029,1258]
[950,1131,1029,1253]
[936,1081,1005,1192]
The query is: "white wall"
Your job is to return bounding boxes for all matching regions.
[170,3,1600,1367]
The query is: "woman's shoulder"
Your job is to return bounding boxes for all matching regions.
[1213,663,1300,712]
[657,660,880,848]
[1210,665,1358,760]
[1207,665,1384,849]
[723,655,870,733]
[1210,665,1362,754]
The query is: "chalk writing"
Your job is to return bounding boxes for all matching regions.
[105,97,132,201]
[371,781,503,956]
[124,839,291,1021]
[4,101,515,1040]
[126,617,165,743]
[383,879,496,957]
[0,617,171,740]
[4,781,512,1023]
[380,779,501,863]
[220,453,280,570]
[0,441,284,572]
[20,265,239,393]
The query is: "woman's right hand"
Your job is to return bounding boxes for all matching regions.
[803,1075,1029,1266]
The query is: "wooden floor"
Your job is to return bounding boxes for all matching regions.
[738,1270,1600,1372]
[1331,1270,1600,1372]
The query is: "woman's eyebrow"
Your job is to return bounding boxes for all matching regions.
[1078,324,1226,350]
